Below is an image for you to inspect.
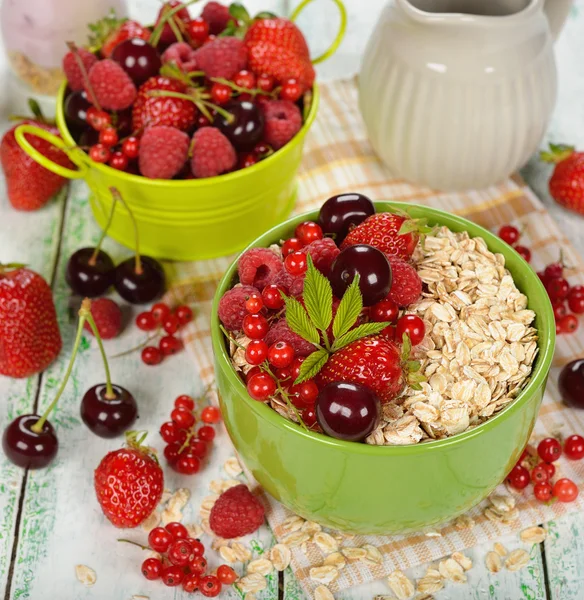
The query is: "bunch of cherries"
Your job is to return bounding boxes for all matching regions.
[136,521,237,595]
[160,394,221,474]
[506,435,582,503]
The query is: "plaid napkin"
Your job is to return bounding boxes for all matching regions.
[169,79,584,597]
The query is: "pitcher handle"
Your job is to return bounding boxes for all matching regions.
[14,125,88,179]
[290,0,347,65]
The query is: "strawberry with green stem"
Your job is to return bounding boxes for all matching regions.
[541,143,584,215]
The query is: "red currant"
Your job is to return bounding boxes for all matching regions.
[109,151,129,171]
[245,293,264,314]
[370,299,399,323]
[234,69,256,89]
[534,481,553,502]
[171,406,195,429]
[86,107,111,131]
[189,438,209,458]
[164,442,181,464]
[187,17,210,44]
[284,251,308,276]
[531,463,550,484]
[159,335,182,355]
[247,372,277,400]
[396,314,426,346]
[211,82,232,105]
[514,245,531,262]
[200,575,222,597]
[175,305,193,324]
[564,434,584,460]
[148,527,174,552]
[166,522,188,539]
[217,564,237,584]
[282,237,304,257]
[163,314,180,335]
[189,538,205,557]
[175,394,195,410]
[151,302,171,322]
[245,339,269,365]
[290,357,305,380]
[198,425,215,442]
[141,557,163,580]
[537,437,562,462]
[257,73,275,92]
[295,221,323,245]
[268,341,295,368]
[168,539,195,566]
[245,366,262,382]
[280,78,302,102]
[142,346,162,365]
[290,380,318,406]
[498,225,520,245]
[542,462,556,478]
[559,314,579,334]
[239,153,257,169]
[122,136,140,158]
[544,262,564,279]
[553,478,579,502]
[302,407,317,428]
[160,420,180,443]
[136,311,156,331]
[201,405,221,424]
[568,292,584,314]
[188,556,208,575]
[382,325,397,341]
[570,285,584,296]
[242,313,269,339]
[507,464,530,489]
[175,452,201,475]
[89,143,111,163]
[262,284,286,310]
[547,277,570,301]
[183,572,201,592]
[553,301,568,320]
[161,565,184,586]
[99,126,118,146]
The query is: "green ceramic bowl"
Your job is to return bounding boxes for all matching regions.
[211,202,555,534]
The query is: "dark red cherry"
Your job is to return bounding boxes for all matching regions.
[111,38,162,85]
[80,384,138,438]
[78,128,100,147]
[317,193,375,243]
[66,247,115,297]
[214,100,264,151]
[559,359,584,409]
[64,90,92,129]
[2,414,58,469]
[330,244,392,307]
[315,382,380,442]
[115,109,133,138]
[114,256,166,304]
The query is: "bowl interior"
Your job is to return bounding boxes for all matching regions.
[211,201,556,455]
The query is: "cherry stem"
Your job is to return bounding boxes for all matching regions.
[109,187,142,275]
[89,199,117,266]
[82,308,115,400]
[66,41,102,111]
[149,0,199,46]
[31,303,88,433]
[117,538,150,551]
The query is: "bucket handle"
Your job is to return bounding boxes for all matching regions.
[14,124,89,180]
[290,0,347,65]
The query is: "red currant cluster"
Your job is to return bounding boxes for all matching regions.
[160,394,221,474]
[135,302,193,366]
[498,225,532,262]
[507,435,583,503]
[368,299,426,345]
[281,221,325,275]
[141,521,237,595]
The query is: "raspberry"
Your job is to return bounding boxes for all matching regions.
[194,37,247,80]
[62,48,97,92]
[306,238,340,277]
[201,1,234,35]
[161,42,198,73]
[264,319,316,357]
[86,59,137,111]
[209,484,265,539]
[218,285,260,331]
[387,257,422,307]
[191,127,237,178]
[262,100,303,150]
[273,269,304,297]
[139,126,189,179]
[238,248,283,290]
[83,298,122,340]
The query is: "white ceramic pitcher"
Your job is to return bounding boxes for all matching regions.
[359,0,574,191]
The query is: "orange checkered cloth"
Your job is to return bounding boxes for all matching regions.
[172,79,584,596]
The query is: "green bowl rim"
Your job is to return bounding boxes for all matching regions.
[211,202,556,456]
[57,82,320,188]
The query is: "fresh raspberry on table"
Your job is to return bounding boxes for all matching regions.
[209,484,265,539]
[85,59,136,111]
[201,1,234,35]
[218,285,260,331]
[238,248,284,290]
[264,319,316,357]
[139,126,189,179]
[83,298,122,340]
[273,269,305,296]
[191,127,237,178]
[194,37,247,80]
[262,100,303,150]
[387,256,422,307]
[306,237,340,277]
[62,48,97,91]
[161,42,198,73]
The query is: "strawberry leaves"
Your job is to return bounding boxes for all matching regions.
[294,348,329,385]
[332,322,389,352]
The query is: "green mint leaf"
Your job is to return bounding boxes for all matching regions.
[401,333,412,360]
[303,255,333,333]
[332,321,389,351]
[332,274,362,339]
[398,219,421,235]
[283,295,320,345]
[229,2,251,22]
[294,349,329,385]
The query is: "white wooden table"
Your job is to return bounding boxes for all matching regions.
[1,1,584,599]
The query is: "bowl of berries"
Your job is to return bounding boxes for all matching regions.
[211,194,556,534]
[13,0,346,261]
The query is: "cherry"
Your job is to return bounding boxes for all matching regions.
[245,339,269,365]
[537,437,562,462]
[534,482,553,502]
[217,564,237,584]
[175,394,195,410]
[171,406,195,429]
[141,557,163,580]
[282,238,304,257]
[295,221,323,245]
[211,82,232,105]
[199,575,222,597]
[166,521,188,539]
[370,299,399,323]
[214,100,264,151]
[262,284,285,310]
[183,572,201,592]
[198,425,215,442]
[142,346,163,365]
[568,292,584,314]
[530,464,550,484]
[163,314,180,334]
[547,277,570,301]
[176,305,193,324]
[507,464,530,489]
[201,406,221,424]
[242,313,269,339]
[161,565,184,586]
[316,382,380,442]
[284,251,308,276]
[175,452,201,474]
[247,372,276,400]
[234,70,256,89]
[268,341,295,368]
[187,17,209,44]
[559,314,579,334]
[66,248,114,297]
[564,434,584,460]
[498,225,520,245]
[245,293,263,314]
[152,302,171,323]
[2,415,58,469]
[136,311,157,331]
[514,245,531,262]
[122,136,140,158]
[317,193,375,243]
[160,335,182,355]
[553,478,579,502]
[64,90,91,128]
[148,526,174,552]
[78,128,99,147]
[330,244,392,307]
[280,78,302,102]
[111,38,162,85]
[257,73,275,92]
[160,420,181,443]
[81,384,137,438]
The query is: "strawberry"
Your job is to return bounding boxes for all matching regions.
[1,120,74,211]
[94,432,163,528]
[341,212,421,261]
[0,265,62,378]
[132,76,196,132]
[88,13,151,58]
[244,18,310,59]
[541,143,584,215]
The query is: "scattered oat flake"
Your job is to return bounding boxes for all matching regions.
[301,520,323,535]
[387,570,415,599]
[454,514,475,530]
[438,558,467,583]
[520,526,547,544]
[505,549,530,571]
[341,546,367,561]
[494,542,508,557]
[168,488,190,511]
[185,523,203,539]
[219,545,237,563]
[132,596,149,600]
[270,544,291,571]
[237,572,267,593]
[247,558,274,576]
[160,488,172,505]
[231,541,252,562]
[451,552,472,571]
[314,585,335,600]
[141,510,161,533]
[486,551,502,573]
[75,565,96,587]
[282,531,310,547]
[281,515,305,534]
[224,456,243,477]
[309,565,340,585]
[313,532,339,555]
[323,552,346,569]
[363,544,383,565]
[489,494,516,512]
[416,571,444,595]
